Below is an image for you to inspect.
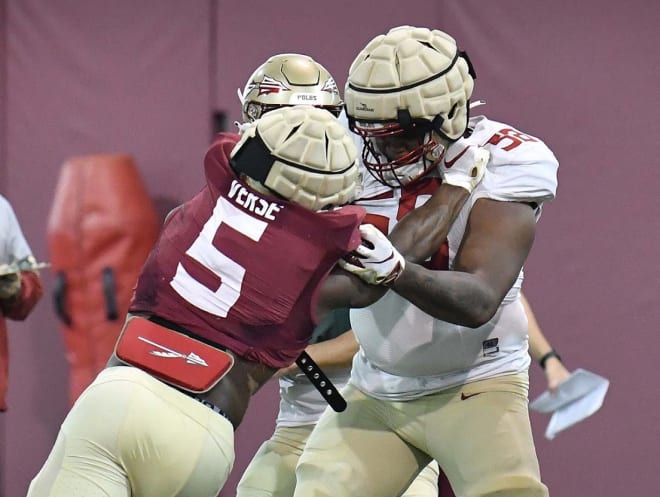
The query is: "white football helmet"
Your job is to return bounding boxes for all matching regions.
[344,25,476,187]
[238,53,343,123]
[230,106,359,211]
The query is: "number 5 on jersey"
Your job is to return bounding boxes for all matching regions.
[170,197,267,318]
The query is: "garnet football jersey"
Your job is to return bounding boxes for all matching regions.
[130,133,365,368]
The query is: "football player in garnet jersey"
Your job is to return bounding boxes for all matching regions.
[292,26,559,497]
[24,106,370,497]
[25,102,475,497]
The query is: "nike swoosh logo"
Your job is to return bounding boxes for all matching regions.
[460,392,483,400]
[444,146,470,168]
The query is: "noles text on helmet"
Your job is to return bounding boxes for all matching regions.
[238,53,344,123]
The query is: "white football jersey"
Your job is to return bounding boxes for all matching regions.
[350,115,559,400]
[0,195,33,265]
[276,368,350,427]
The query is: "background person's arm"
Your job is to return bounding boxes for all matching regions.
[276,330,358,378]
[522,292,570,392]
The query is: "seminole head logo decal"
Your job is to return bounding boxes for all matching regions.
[246,75,291,96]
[321,77,339,95]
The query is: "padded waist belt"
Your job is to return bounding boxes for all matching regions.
[115,316,234,393]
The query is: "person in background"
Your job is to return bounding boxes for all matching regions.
[0,194,44,412]
[292,25,560,497]
[523,293,570,392]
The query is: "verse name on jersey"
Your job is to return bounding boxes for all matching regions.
[228,180,282,221]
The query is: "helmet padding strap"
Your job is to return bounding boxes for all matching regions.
[459,50,477,79]
[229,131,274,184]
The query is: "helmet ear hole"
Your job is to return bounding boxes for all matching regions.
[244,103,262,122]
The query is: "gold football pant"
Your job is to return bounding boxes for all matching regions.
[27,366,234,497]
[293,373,548,497]
[237,424,439,497]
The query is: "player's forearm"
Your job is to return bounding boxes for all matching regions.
[388,184,468,263]
[391,263,499,328]
[318,268,388,320]
[305,331,359,370]
[276,332,358,377]
[521,293,553,361]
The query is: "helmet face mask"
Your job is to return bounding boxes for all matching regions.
[239,53,343,123]
[345,25,475,187]
[349,116,445,188]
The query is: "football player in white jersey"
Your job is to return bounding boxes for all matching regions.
[234,53,450,497]
[292,26,560,497]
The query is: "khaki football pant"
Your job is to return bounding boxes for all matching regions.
[293,373,548,497]
[237,424,439,497]
[27,366,234,497]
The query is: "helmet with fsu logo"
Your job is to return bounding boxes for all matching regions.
[230,106,359,211]
[344,25,476,187]
[238,53,343,123]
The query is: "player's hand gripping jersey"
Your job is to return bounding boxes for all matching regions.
[350,116,559,399]
[130,133,365,369]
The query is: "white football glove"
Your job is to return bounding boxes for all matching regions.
[439,137,490,193]
[338,224,405,286]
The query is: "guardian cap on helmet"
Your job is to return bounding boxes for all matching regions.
[345,26,476,187]
[230,106,359,211]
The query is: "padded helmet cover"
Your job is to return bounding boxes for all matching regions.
[345,25,475,141]
[230,106,360,211]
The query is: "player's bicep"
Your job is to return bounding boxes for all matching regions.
[453,198,536,300]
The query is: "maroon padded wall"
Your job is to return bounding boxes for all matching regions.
[0,0,7,493]
[439,3,660,495]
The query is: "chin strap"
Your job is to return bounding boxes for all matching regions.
[234,121,251,134]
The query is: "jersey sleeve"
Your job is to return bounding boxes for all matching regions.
[0,196,33,263]
[475,154,559,204]
[317,205,366,253]
[468,118,559,207]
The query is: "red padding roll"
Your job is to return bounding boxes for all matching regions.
[46,154,160,404]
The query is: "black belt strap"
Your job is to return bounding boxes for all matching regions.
[295,350,347,412]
